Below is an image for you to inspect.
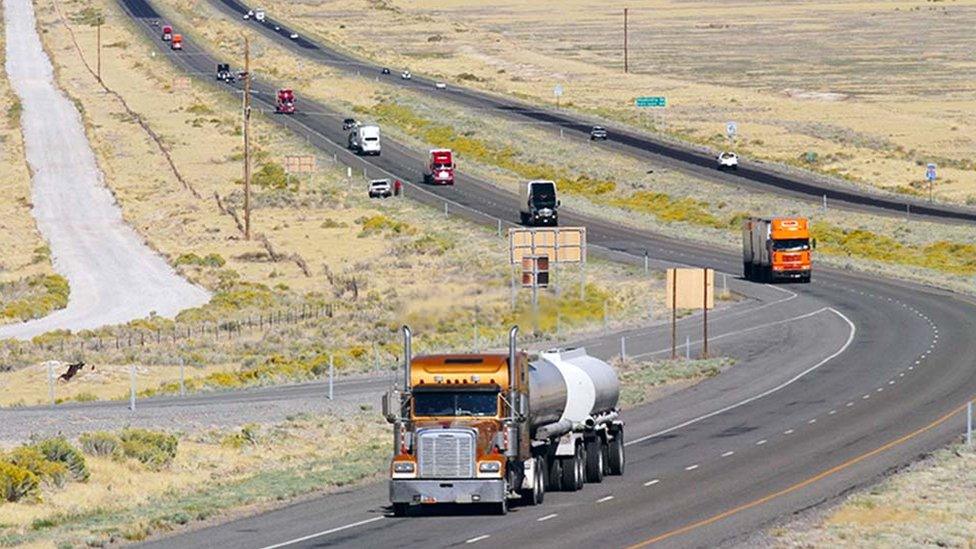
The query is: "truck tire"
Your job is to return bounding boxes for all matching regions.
[546,456,562,491]
[743,261,752,281]
[392,503,410,517]
[519,212,528,225]
[522,457,546,505]
[559,445,584,492]
[607,426,625,476]
[585,438,604,483]
[492,498,508,515]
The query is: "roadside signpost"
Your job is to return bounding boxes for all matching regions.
[554,84,564,109]
[635,96,666,128]
[726,121,737,140]
[927,163,937,202]
[666,268,715,359]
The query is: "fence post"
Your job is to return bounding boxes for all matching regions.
[179,357,186,398]
[968,401,973,447]
[328,355,334,400]
[373,342,379,373]
[48,362,55,409]
[444,202,449,216]
[603,300,609,333]
[129,364,137,411]
[620,336,626,360]
[685,336,690,360]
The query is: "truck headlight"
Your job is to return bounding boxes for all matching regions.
[479,461,501,473]
[394,462,415,473]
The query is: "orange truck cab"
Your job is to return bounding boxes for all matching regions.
[171,34,183,50]
[742,216,812,283]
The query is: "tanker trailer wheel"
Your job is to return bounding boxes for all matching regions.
[546,456,562,491]
[585,438,605,483]
[559,444,584,491]
[607,426,625,476]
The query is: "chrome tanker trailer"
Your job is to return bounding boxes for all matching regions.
[382,326,624,516]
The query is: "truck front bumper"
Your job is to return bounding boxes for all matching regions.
[390,479,506,504]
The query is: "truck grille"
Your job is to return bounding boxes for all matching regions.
[418,429,476,479]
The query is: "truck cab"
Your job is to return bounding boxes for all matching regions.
[384,327,623,517]
[742,217,812,283]
[424,149,455,185]
[349,125,381,156]
[275,89,295,114]
[519,180,559,226]
[170,34,183,50]
[215,64,234,83]
[161,25,173,41]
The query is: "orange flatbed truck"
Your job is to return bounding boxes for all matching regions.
[383,326,624,516]
[742,216,812,283]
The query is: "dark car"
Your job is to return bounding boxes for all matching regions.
[590,126,608,140]
[215,63,235,83]
[381,67,391,75]
[342,118,358,131]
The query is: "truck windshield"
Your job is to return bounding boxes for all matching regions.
[530,183,557,208]
[414,391,498,417]
[433,163,451,170]
[772,238,810,251]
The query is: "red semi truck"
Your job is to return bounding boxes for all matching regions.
[276,89,296,114]
[423,148,455,185]
[161,25,173,41]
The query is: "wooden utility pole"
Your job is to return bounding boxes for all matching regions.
[96,19,102,82]
[242,36,252,240]
[623,8,629,74]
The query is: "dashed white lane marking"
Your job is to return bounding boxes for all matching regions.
[259,516,385,549]
[889,380,895,385]
[721,451,734,458]
[808,418,817,424]
[863,394,871,399]
[466,535,491,544]
[644,479,660,486]
[900,373,905,377]
[685,464,700,471]
[597,495,615,503]
[784,429,795,435]
[627,308,857,446]
[537,514,558,522]
[909,366,915,370]
[756,439,767,446]
[829,409,838,414]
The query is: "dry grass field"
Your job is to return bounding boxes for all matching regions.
[249,0,976,203]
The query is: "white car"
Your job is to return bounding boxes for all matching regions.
[717,151,739,170]
[401,70,412,80]
[254,9,266,22]
[368,179,392,198]
[243,10,253,19]
[290,32,299,40]
[435,82,447,90]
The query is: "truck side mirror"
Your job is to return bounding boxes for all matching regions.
[557,200,561,207]
[812,238,817,250]
[382,390,400,423]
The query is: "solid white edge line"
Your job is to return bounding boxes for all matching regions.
[626,307,856,446]
[258,516,385,549]
[466,534,491,544]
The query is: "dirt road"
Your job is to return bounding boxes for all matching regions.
[0,0,209,340]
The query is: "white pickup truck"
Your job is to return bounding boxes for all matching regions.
[717,151,739,170]
[368,179,392,199]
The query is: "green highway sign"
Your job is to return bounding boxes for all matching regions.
[635,96,666,108]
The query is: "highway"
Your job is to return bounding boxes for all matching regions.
[107,0,976,547]
[206,0,976,224]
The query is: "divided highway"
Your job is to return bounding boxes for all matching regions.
[209,0,976,224]
[106,1,976,547]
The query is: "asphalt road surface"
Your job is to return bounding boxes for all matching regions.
[105,1,976,547]
[208,0,976,225]
[0,0,209,340]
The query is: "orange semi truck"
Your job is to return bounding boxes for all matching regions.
[742,216,812,283]
[383,326,624,516]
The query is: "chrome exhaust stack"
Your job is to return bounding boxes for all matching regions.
[402,325,412,393]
